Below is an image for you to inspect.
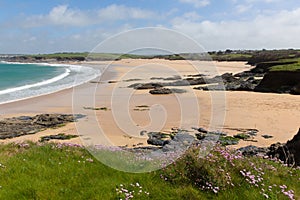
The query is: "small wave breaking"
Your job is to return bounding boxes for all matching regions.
[0,62,101,105]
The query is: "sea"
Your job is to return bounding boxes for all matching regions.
[0,61,101,105]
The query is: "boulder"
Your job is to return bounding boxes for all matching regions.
[254,71,300,94]
[267,128,300,166]
[149,88,172,95]
[147,132,171,146]
[238,145,268,156]
[149,88,186,95]
[133,83,163,90]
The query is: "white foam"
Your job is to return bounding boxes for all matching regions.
[0,68,70,95]
[0,62,102,105]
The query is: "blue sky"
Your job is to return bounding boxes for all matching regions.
[0,0,300,53]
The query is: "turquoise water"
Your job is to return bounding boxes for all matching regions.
[0,62,101,104]
[0,62,64,91]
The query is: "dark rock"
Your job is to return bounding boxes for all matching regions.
[198,127,208,133]
[149,88,172,95]
[261,134,273,139]
[163,80,190,86]
[221,73,238,83]
[234,72,264,78]
[0,114,80,140]
[193,71,262,92]
[147,132,171,146]
[133,83,163,90]
[194,84,224,91]
[246,129,259,136]
[234,133,251,140]
[195,133,206,140]
[140,130,147,136]
[187,74,206,77]
[40,133,78,142]
[185,77,206,85]
[17,116,33,121]
[291,83,300,95]
[150,77,164,80]
[149,88,186,95]
[268,128,300,166]
[170,88,186,94]
[238,145,268,156]
[254,71,300,94]
[128,83,163,89]
[163,75,182,80]
[123,78,142,82]
[33,114,75,127]
[162,77,206,86]
[161,133,195,152]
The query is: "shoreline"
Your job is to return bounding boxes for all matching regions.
[0,59,299,148]
[0,61,103,106]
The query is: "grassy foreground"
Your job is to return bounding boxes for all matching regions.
[0,142,299,199]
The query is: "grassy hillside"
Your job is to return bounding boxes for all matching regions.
[270,59,300,71]
[0,142,299,199]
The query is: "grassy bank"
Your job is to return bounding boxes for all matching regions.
[0,142,299,199]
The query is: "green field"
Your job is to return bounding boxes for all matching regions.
[0,142,299,199]
[270,59,300,71]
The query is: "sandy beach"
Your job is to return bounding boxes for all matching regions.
[0,59,299,148]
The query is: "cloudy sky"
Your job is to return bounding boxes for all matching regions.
[0,0,300,54]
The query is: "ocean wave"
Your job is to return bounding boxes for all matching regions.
[0,63,101,105]
[0,68,70,95]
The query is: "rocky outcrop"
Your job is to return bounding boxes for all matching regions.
[147,132,171,146]
[254,71,300,94]
[194,73,261,91]
[267,128,300,166]
[0,114,83,140]
[238,145,268,156]
[149,88,186,95]
[238,128,300,166]
[40,133,78,142]
[129,83,163,90]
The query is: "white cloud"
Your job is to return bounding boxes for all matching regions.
[236,4,253,13]
[24,5,91,27]
[47,5,90,26]
[179,0,210,8]
[97,4,157,21]
[23,4,157,28]
[172,11,202,24]
[171,7,300,50]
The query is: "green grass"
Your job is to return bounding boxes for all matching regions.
[31,52,89,58]
[0,142,299,199]
[211,53,252,61]
[270,62,300,71]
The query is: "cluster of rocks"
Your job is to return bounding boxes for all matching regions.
[149,88,186,95]
[144,127,300,167]
[128,70,264,94]
[267,128,300,166]
[194,72,262,91]
[144,127,258,148]
[238,129,300,167]
[0,114,83,139]
[128,81,188,95]
[40,133,78,142]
